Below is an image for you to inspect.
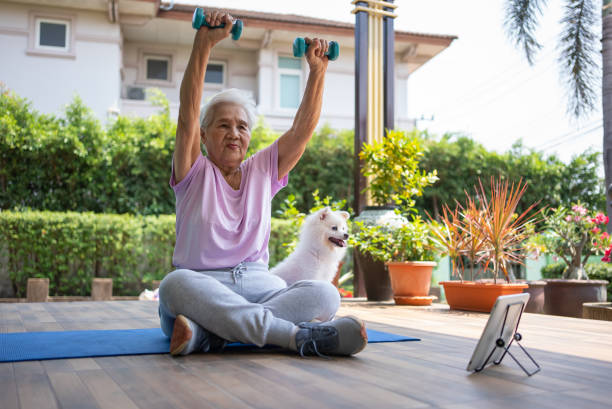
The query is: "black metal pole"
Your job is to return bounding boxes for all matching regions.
[354,2,368,217]
[383,0,395,132]
[354,2,369,298]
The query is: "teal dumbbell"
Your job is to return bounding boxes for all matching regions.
[292,37,339,61]
[192,8,243,41]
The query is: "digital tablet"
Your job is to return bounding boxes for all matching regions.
[467,293,530,372]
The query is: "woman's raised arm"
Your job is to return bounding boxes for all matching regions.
[277,38,329,180]
[173,11,233,184]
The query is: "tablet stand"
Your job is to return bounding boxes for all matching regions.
[474,302,541,376]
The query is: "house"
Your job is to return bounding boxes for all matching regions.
[0,0,455,131]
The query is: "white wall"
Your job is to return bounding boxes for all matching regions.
[0,3,416,131]
[0,3,121,122]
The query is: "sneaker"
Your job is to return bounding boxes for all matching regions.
[295,315,368,357]
[169,314,227,356]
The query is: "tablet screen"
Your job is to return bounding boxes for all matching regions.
[467,293,530,372]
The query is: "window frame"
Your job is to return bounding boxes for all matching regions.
[276,55,303,111]
[137,49,175,87]
[204,60,227,89]
[144,55,171,82]
[36,18,70,51]
[27,11,76,58]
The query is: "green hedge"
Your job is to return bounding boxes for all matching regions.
[2,88,605,217]
[541,261,567,278]
[0,211,296,297]
[0,89,354,216]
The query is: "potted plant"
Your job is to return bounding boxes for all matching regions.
[350,215,438,305]
[353,129,438,300]
[435,178,539,312]
[534,204,610,317]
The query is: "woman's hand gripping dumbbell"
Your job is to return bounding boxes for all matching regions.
[192,7,243,41]
[293,37,339,61]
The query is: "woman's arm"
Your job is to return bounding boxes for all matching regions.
[277,38,330,180]
[173,11,233,184]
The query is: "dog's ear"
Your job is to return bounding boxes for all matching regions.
[319,206,331,220]
[339,211,350,220]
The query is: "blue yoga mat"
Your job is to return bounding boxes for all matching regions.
[0,328,418,363]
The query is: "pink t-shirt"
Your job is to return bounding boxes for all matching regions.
[170,141,288,270]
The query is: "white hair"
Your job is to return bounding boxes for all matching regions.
[199,88,256,131]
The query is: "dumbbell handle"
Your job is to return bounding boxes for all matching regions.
[192,8,243,41]
[292,38,339,61]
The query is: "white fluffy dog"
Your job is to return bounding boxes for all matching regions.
[271,207,350,285]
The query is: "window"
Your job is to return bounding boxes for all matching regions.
[278,56,302,109]
[145,56,170,81]
[205,62,226,86]
[36,18,69,51]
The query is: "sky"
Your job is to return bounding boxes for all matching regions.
[187,0,604,163]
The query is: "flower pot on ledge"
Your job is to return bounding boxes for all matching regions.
[522,280,547,314]
[353,206,404,302]
[543,279,608,318]
[354,250,393,301]
[387,261,437,305]
[439,280,529,312]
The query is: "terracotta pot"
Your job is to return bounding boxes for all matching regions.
[440,281,529,312]
[523,280,547,314]
[354,250,393,301]
[387,261,436,305]
[544,279,608,318]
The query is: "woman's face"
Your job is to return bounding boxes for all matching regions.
[201,103,251,169]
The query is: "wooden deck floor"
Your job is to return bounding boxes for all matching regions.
[1,300,611,409]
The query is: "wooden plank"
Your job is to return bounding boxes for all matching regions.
[13,360,45,377]
[16,373,59,409]
[3,300,612,409]
[440,388,612,409]
[0,375,19,409]
[68,358,101,371]
[47,371,100,409]
[0,363,19,409]
[245,357,429,409]
[0,362,13,377]
[78,369,140,409]
[23,322,64,332]
[136,362,254,409]
[42,359,74,373]
[104,367,179,409]
[185,357,329,409]
[0,304,24,333]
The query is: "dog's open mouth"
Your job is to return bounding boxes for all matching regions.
[328,237,346,248]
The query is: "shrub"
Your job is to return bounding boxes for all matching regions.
[272,124,354,214]
[269,218,297,267]
[585,263,612,301]
[0,210,175,296]
[541,261,566,279]
[0,88,176,215]
[0,210,297,297]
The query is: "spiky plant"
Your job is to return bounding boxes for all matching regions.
[427,205,465,280]
[475,178,541,283]
[456,195,489,282]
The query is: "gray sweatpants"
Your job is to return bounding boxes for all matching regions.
[158,262,341,349]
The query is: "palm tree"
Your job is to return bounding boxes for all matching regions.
[504,1,610,230]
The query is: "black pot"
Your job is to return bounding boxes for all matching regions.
[354,250,393,301]
[544,279,608,318]
[523,280,546,314]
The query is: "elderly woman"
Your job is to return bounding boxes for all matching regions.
[158,10,367,357]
